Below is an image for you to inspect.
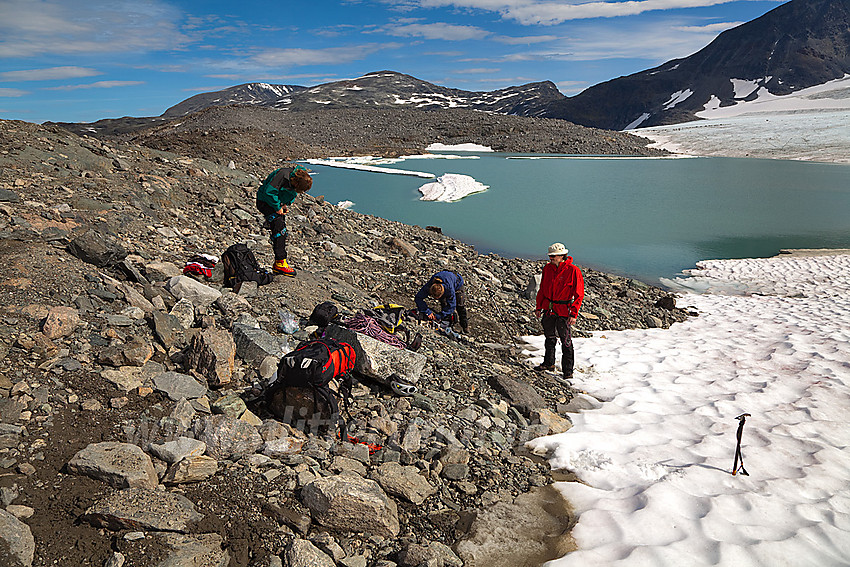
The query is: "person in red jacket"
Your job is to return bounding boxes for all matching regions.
[535,242,584,381]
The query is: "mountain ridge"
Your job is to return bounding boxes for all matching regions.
[545,0,850,129]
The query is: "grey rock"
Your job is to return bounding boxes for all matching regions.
[210,393,246,418]
[0,189,20,203]
[169,298,195,329]
[262,436,304,458]
[152,372,207,401]
[152,310,185,349]
[301,471,400,537]
[324,323,426,384]
[370,462,437,505]
[454,486,574,567]
[67,229,128,267]
[81,487,203,532]
[66,442,158,489]
[162,455,218,484]
[100,367,144,392]
[0,508,34,567]
[118,282,155,314]
[186,327,235,386]
[193,414,263,460]
[154,533,229,567]
[285,539,335,567]
[232,323,288,365]
[488,375,547,416]
[145,261,182,282]
[215,292,252,324]
[398,541,462,567]
[149,437,206,464]
[165,276,221,307]
[170,398,198,429]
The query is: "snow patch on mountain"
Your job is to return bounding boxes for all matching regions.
[663,89,693,110]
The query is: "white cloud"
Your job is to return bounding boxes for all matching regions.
[45,81,145,90]
[0,66,102,81]
[381,22,491,40]
[0,0,190,57]
[393,0,781,25]
[514,18,743,62]
[673,21,744,32]
[251,44,394,67]
[0,88,29,97]
[495,34,558,45]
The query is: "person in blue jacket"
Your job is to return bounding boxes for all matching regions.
[256,165,312,277]
[414,271,469,333]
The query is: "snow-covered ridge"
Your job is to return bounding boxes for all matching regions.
[698,74,850,119]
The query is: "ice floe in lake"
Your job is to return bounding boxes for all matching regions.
[427,142,494,152]
[303,158,435,178]
[418,173,488,202]
[336,200,354,210]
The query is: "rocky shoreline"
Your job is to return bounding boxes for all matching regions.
[0,117,690,567]
[124,106,668,171]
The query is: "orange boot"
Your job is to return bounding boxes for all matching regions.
[272,259,296,277]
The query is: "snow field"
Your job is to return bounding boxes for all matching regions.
[523,254,850,566]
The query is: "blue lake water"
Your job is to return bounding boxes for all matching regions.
[300,153,850,284]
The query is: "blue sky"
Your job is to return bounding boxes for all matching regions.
[0,0,784,123]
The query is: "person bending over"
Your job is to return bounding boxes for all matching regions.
[535,243,584,381]
[415,271,469,333]
[255,165,312,277]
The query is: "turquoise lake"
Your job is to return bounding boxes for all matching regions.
[299,153,850,284]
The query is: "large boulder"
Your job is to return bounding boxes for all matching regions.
[81,487,203,532]
[149,533,229,567]
[370,462,437,505]
[0,508,35,567]
[324,323,426,384]
[186,327,235,387]
[488,375,547,417]
[165,276,221,307]
[232,322,289,365]
[152,371,207,401]
[193,415,263,460]
[301,471,399,537]
[285,539,335,567]
[66,442,158,489]
[67,229,127,267]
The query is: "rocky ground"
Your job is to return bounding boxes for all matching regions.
[0,117,690,567]
[115,105,668,172]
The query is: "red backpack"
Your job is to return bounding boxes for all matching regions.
[274,338,356,437]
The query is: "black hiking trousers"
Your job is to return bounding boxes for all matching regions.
[257,200,288,261]
[541,312,574,378]
[440,285,469,332]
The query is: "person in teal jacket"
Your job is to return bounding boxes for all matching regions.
[256,165,312,277]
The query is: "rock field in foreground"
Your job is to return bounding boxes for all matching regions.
[0,118,689,567]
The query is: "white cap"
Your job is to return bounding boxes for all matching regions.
[547,242,568,256]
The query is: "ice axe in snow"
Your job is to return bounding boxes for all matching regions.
[732,413,751,476]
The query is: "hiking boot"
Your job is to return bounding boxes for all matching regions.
[534,363,555,372]
[273,259,296,277]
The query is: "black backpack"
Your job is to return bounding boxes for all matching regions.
[272,338,356,438]
[221,243,273,288]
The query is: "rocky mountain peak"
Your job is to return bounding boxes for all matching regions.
[543,0,850,130]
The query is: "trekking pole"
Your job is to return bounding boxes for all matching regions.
[732,413,751,476]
